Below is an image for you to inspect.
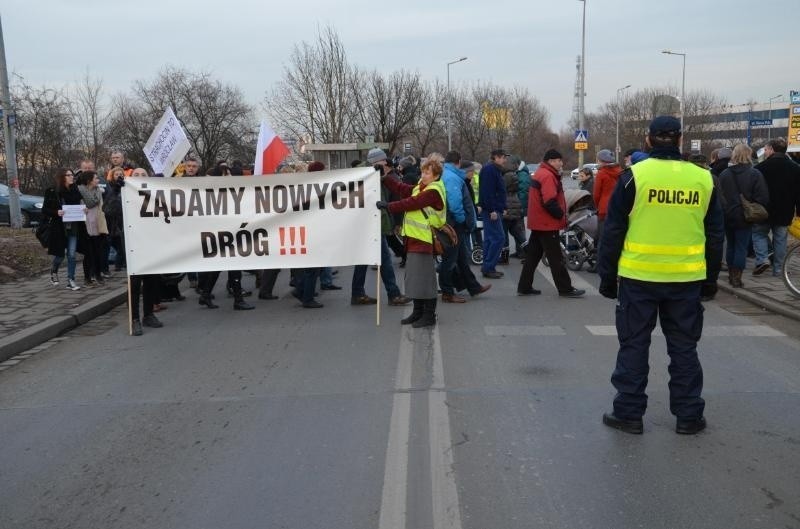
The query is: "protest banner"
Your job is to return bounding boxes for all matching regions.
[121,167,381,275]
[143,107,192,177]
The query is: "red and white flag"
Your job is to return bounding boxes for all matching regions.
[254,120,290,175]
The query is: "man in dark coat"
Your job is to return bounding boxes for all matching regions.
[752,138,800,276]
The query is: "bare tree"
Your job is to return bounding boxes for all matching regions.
[407,80,447,156]
[451,85,490,161]
[506,86,550,163]
[71,71,110,168]
[266,26,360,144]
[352,69,424,154]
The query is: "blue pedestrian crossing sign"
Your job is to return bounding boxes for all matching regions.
[574,129,589,150]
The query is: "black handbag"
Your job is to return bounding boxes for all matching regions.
[420,209,458,256]
[731,170,768,224]
[35,219,51,248]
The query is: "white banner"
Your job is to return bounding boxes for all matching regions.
[143,107,192,177]
[121,168,381,275]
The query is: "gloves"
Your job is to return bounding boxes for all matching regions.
[700,281,718,301]
[599,277,618,299]
[375,201,388,210]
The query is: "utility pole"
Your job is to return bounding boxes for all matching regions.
[615,84,631,162]
[0,14,21,228]
[577,0,587,168]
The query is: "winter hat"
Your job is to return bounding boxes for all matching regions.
[308,161,325,172]
[649,115,682,136]
[367,148,387,164]
[459,160,475,171]
[597,149,615,163]
[542,149,563,161]
[631,151,650,164]
[717,147,733,159]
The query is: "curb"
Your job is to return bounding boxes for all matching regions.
[716,282,800,323]
[0,286,128,362]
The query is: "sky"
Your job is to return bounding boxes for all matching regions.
[1,0,796,133]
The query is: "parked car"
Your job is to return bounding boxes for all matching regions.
[0,183,44,227]
[526,163,540,174]
[570,163,599,180]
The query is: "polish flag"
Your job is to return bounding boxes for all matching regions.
[254,120,290,175]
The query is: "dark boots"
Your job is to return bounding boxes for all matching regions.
[498,247,510,265]
[411,298,437,328]
[401,299,424,325]
[729,268,744,288]
[231,279,255,310]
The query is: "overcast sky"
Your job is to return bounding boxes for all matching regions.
[2,0,795,133]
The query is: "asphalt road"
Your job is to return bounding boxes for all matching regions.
[1,261,799,529]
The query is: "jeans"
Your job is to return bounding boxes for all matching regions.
[752,223,788,274]
[725,226,751,270]
[52,233,78,280]
[481,216,505,273]
[320,267,334,287]
[351,238,401,298]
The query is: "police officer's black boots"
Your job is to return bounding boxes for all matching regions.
[411,298,437,328]
[401,299,424,325]
[231,279,255,310]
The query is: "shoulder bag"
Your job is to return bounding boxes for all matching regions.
[421,208,458,256]
[731,170,768,224]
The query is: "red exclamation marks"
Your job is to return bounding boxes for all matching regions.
[289,227,297,255]
[279,227,287,255]
[300,226,307,254]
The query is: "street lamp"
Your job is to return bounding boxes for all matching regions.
[578,0,587,167]
[768,94,781,141]
[446,56,467,152]
[661,49,686,153]
[615,84,631,162]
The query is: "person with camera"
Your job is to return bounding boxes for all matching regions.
[377,157,446,327]
[350,148,411,307]
[597,116,724,435]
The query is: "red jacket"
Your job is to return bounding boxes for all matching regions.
[593,163,622,220]
[383,177,445,254]
[527,162,567,231]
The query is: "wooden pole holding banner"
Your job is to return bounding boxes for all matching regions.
[376,265,381,326]
[127,275,133,335]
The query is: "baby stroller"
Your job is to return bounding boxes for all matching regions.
[542,189,598,272]
[470,217,484,265]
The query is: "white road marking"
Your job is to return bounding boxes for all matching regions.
[484,325,566,336]
[586,325,784,337]
[378,327,413,529]
[429,327,464,529]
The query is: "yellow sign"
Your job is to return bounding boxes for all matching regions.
[481,102,511,130]
[574,142,588,150]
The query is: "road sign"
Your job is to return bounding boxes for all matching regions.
[574,142,588,150]
[574,130,589,143]
[690,139,701,152]
[791,90,800,105]
[404,142,412,153]
[749,119,773,128]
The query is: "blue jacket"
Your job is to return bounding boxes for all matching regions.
[442,163,467,224]
[478,162,507,215]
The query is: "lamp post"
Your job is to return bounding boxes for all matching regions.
[615,84,631,162]
[578,0,587,167]
[768,94,781,141]
[661,49,686,153]
[446,56,467,152]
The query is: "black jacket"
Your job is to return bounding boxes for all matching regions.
[718,164,769,230]
[754,154,800,226]
[598,146,725,284]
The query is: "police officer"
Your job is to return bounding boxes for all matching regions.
[597,116,724,435]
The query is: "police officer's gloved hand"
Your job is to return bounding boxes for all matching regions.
[376,201,388,210]
[599,277,618,299]
[700,281,718,301]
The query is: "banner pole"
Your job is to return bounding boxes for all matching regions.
[376,265,381,326]
[127,275,133,335]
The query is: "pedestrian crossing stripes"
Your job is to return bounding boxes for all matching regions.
[484,325,784,337]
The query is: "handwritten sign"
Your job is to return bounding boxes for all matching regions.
[143,107,192,177]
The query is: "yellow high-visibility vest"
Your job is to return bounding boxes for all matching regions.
[618,158,713,282]
[471,174,480,204]
[402,180,446,244]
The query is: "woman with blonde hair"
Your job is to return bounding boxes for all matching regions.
[377,157,446,327]
[717,144,769,287]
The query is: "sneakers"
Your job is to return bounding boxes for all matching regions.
[50,272,59,286]
[602,412,644,434]
[351,295,377,305]
[752,262,770,276]
[142,314,164,328]
[558,287,585,298]
[66,279,80,291]
[320,284,343,290]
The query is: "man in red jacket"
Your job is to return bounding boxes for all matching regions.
[516,149,585,297]
[593,148,622,243]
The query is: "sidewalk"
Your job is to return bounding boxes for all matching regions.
[0,272,128,361]
[1,258,799,363]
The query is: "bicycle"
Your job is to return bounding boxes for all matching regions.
[783,242,800,298]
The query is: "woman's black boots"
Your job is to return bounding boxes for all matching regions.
[411,298,437,328]
[401,299,424,325]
